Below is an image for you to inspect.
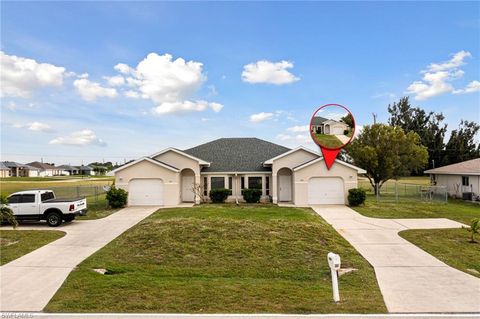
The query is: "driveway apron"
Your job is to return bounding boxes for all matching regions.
[0,206,161,312]
[311,205,480,313]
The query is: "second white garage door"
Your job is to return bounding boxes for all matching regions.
[330,125,346,135]
[308,177,345,204]
[128,178,164,206]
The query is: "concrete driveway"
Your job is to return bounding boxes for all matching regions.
[311,205,480,313]
[334,134,350,144]
[0,206,166,312]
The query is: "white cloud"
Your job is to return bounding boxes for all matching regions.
[73,77,118,102]
[114,63,133,74]
[49,129,106,146]
[276,133,313,146]
[104,75,125,86]
[12,121,54,133]
[453,80,480,94]
[242,60,299,85]
[124,90,140,98]
[249,112,274,123]
[406,51,477,100]
[152,100,223,115]
[0,51,66,98]
[287,125,309,132]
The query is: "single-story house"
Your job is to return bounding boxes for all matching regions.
[78,165,95,176]
[3,161,40,177]
[27,161,62,177]
[56,165,78,175]
[0,162,11,177]
[425,158,480,198]
[311,116,349,135]
[113,137,366,206]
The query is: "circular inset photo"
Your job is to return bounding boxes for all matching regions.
[310,104,355,150]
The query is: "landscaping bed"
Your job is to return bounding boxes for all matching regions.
[0,230,65,265]
[46,204,386,313]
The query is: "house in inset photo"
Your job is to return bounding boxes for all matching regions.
[311,116,350,135]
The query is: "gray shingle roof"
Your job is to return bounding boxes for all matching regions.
[425,158,480,175]
[311,116,328,125]
[0,162,10,170]
[183,138,290,172]
[3,161,40,170]
[27,161,56,170]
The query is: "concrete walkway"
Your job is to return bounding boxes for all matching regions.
[334,134,350,144]
[311,205,480,313]
[0,205,171,312]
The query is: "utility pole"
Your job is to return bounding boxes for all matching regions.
[372,113,377,124]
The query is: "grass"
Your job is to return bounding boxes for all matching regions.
[313,134,344,148]
[400,228,480,278]
[0,179,113,196]
[45,204,386,313]
[0,230,65,265]
[78,194,118,220]
[353,197,480,224]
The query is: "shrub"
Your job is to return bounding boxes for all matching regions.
[242,188,262,203]
[463,218,480,243]
[344,129,349,135]
[209,188,230,203]
[0,195,18,228]
[348,188,366,206]
[106,186,128,208]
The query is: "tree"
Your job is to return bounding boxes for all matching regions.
[463,218,479,243]
[0,195,18,228]
[388,96,447,169]
[341,113,354,128]
[347,124,428,194]
[442,120,480,166]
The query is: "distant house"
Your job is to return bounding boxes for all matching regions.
[425,158,480,199]
[0,162,11,177]
[311,116,349,135]
[3,161,40,177]
[56,165,79,175]
[78,165,95,176]
[27,161,61,177]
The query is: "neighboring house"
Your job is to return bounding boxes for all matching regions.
[311,116,349,135]
[0,162,11,177]
[3,161,40,177]
[425,158,480,199]
[56,165,78,175]
[78,165,95,176]
[113,137,366,206]
[27,161,61,177]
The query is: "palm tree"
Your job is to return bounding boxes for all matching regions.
[0,195,18,228]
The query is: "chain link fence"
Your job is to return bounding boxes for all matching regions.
[27,185,111,204]
[358,180,448,203]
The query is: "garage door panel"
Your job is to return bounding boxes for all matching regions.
[308,177,344,205]
[128,178,164,206]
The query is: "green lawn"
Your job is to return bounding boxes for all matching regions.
[46,204,386,313]
[353,198,479,224]
[400,228,480,278]
[78,194,119,220]
[313,134,344,148]
[0,230,65,265]
[0,178,113,196]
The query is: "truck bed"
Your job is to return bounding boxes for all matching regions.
[43,198,84,203]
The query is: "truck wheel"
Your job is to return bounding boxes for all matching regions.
[46,212,63,227]
[64,215,75,222]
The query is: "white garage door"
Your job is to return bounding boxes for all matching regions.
[308,177,345,204]
[128,178,164,206]
[331,125,345,135]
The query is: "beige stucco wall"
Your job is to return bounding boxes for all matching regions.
[271,149,319,203]
[115,160,180,206]
[435,174,480,197]
[293,160,358,206]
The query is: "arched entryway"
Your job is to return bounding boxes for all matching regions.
[181,168,196,202]
[277,167,293,202]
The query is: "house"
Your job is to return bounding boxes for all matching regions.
[56,165,78,175]
[0,162,11,177]
[425,158,480,199]
[311,116,349,135]
[78,165,95,176]
[112,137,366,206]
[2,161,40,177]
[27,161,61,177]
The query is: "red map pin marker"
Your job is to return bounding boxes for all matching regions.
[309,104,355,170]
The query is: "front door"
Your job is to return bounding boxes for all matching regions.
[182,175,195,202]
[279,174,292,201]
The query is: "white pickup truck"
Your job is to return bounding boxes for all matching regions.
[6,190,88,227]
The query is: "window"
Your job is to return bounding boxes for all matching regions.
[211,177,225,189]
[266,176,270,196]
[41,192,55,202]
[21,194,35,203]
[203,177,208,196]
[462,176,470,187]
[8,195,21,204]
[248,176,262,190]
[241,177,245,189]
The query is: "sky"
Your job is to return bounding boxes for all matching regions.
[1,1,479,165]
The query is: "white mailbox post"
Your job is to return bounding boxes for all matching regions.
[327,252,341,303]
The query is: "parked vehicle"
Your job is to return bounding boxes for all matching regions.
[6,190,87,227]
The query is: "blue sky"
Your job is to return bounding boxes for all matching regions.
[1,1,479,165]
